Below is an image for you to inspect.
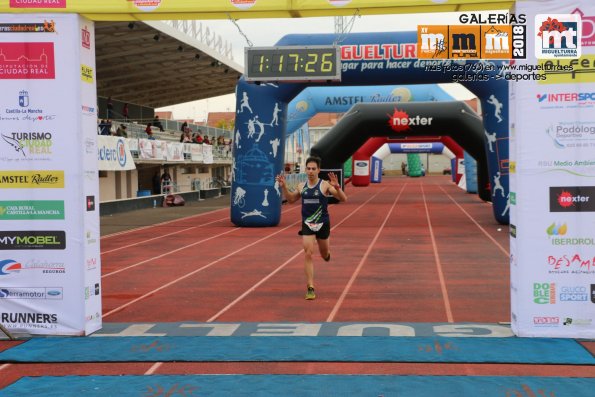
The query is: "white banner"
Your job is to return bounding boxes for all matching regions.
[0,14,101,335]
[165,142,184,162]
[511,0,595,338]
[202,144,213,164]
[126,137,139,153]
[191,143,204,162]
[97,136,136,171]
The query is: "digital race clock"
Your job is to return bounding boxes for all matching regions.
[244,45,341,82]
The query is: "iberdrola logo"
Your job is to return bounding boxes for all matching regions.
[546,222,567,236]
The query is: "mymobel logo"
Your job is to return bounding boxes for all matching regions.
[535,14,581,59]
[550,186,595,212]
[0,231,66,250]
[388,108,433,133]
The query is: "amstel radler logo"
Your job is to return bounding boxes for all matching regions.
[0,171,64,188]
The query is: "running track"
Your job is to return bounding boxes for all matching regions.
[1,176,593,388]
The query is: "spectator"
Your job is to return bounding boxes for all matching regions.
[145,123,156,140]
[153,115,164,132]
[106,96,114,119]
[98,119,110,135]
[180,128,192,143]
[180,121,188,133]
[161,168,173,194]
[152,171,161,195]
[115,124,127,137]
[217,136,225,146]
[194,131,203,144]
[203,135,210,145]
[122,103,129,121]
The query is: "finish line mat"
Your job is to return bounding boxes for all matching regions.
[0,336,593,364]
[2,375,595,397]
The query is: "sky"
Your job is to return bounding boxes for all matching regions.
[156,11,495,121]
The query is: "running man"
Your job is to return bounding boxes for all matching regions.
[276,156,347,300]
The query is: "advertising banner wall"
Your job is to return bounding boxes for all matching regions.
[97,136,135,171]
[0,13,101,335]
[511,0,595,338]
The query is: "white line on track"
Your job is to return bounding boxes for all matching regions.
[438,185,509,257]
[101,206,299,277]
[102,220,301,318]
[207,188,386,323]
[421,183,454,323]
[144,362,163,375]
[101,207,227,239]
[326,185,404,322]
[102,227,238,278]
[101,216,229,254]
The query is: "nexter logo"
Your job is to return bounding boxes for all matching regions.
[535,14,581,59]
[388,108,433,133]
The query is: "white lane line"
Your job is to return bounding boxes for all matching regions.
[438,185,509,257]
[207,189,386,323]
[144,362,163,375]
[102,220,301,318]
[102,227,239,278]
[101,216,228,254]
[326,185,405,322]
[101,207,227,239]
[421,184,454,323]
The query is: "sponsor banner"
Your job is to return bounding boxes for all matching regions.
[511,0,595,339]
[0,21,56,33]
[0,230,66,250]
[0,258,66,276]
[126,137,138,152]
[0,200,64,220]
[0,42,55,79]
[0,170,64,188]
[80,63,93,83]
[97,136,135,171]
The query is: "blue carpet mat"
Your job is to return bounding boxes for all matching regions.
[1,375,594,397]
[0,336,593,364]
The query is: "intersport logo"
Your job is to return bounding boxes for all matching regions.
[0,42,55,79]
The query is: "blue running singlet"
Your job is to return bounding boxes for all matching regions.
[301,179,329,230]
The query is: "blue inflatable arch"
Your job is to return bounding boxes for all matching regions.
[232,31,509,226]
[286,84,455,135]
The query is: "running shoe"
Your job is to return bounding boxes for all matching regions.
[323,253,331,262]
[305,286,316,300]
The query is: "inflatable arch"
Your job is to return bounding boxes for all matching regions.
[232,32,508,227]
[369,141,457,183]
[285,84,455,134]
[352,136,466,186]
[310,101,487,193]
